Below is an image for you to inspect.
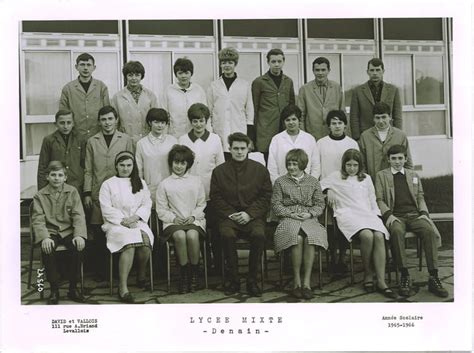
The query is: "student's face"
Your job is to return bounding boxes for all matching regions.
[46,169,67,189]
[313,63,330,84]
[75,59,95,79]
[268,54,285,75]
[284,114,300,135]
[367,63,384,84]
[176,70,192,88]
[116,158,134,178]
[150,120,167,135]
[286,160,302,177]
[126,72,143,88]
[99,112,117,134]
[345,159,360,176]
[191,117,207,135]
[220,60,236,77]
[388,153,407,171]
[230,141,249,162]
[172,160,188,177]
[55,114,74,135]
[373,113,391,129]
[328,117,346,137]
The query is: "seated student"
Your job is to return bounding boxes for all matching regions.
[358,102,412,182]
[162,58,207,138]
[31,161,87,304]
[272,149,328,299]
[84,105,134,280]
[267,104,320,185]
[112,61,159,143]
[99,151,154,303]
[37,110,87,193]
[375,144,448,298]
[316,110,358,273]
[210,132,272,297]
[321,149,396,299]
[156,145,207,293]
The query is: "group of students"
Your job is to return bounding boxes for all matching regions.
[31,47,448,304]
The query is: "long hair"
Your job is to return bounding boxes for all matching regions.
[340,149,366,182]
[115,152,143,194]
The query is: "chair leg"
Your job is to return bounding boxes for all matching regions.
[260,250,264,290]
[264,247,268,279]
[385,241,391,284]
[318,247,323,289]
[350,242,354,285]
[149,250,154,293]
[221,247,225,287]
[27,243,35,289]
[40,255,44,299]
[279,251,283,289]
[109,252,113,296]
[166,242,171,293]
[203,239,208,289]
[80,260,84,295]
[418,237,423,271]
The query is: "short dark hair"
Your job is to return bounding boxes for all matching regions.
[285,148,308,171]
[168,144,195,172]
[122,61,145,79]
[266,48,285,62]
[326,110,347,126]
[313,57,330,70]
[146,108,169,126]
[47,160,67,175]
[76,53,95,65]
[280,104,302,123]
[173,58,194,75]
[341,149,366,181]
[55,109,74,122]
[367,58,385,70]
[115,152,143,194]
[373,102,391,116]
[228,132,251,148]
[98,105,118,120]
[187,103,210,122]
[387,144,408,157]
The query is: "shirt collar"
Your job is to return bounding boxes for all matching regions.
[368,80,384,89]
[43,184,66,195]
[315,79,328,87]
[171,172,190,179]
[148,132,165,144]
[391,167,405,175]
[188,129,210,142]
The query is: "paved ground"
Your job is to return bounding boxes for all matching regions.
[21,246,454,305]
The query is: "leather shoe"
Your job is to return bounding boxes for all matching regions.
[118,292,135,304]
[291,286,303,299]
[301,287,314,299]
[48,290,59,305]
[67,289,86,303]
[224,281,240,295]
[246,282,262,297]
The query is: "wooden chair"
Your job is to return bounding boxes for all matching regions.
[27,202,84,298]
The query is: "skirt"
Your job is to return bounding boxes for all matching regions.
[117,231,152,253]
[159,224,206,245]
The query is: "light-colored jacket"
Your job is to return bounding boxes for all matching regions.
[207,76,254,152]
[59,78,110,140]
[162,83,207,138]
[297,80,345,140]
[111,86,159,143]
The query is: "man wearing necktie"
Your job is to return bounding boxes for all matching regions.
[297,57,345,140]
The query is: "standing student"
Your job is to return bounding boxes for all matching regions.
[32,161,87,304]
[350,58,402,140]
[112,61,159,143]
[37,110,86,193]
[298,57,345,140]
[162,58,207,138]
[59,53,110,140]
[207,47,254,158]
[252,48,295,159]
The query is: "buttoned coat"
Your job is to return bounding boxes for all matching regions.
[207,76,254,152]
[84,131,134,223]
[111,86,159,143]
[350,81,402,140]
[375,168,441,247]
[59,78,110,140]
[251,71,295,152]
[297,79,345,140]
[37,130,87,192]
[358,126,413,182]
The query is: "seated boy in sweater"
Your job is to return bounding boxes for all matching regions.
[375,144,448,298]
[32,161,87,304]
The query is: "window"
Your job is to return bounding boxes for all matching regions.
[415,56,444,105]
[383,55,414,106]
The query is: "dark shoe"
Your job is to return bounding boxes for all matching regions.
[377,286,398,299]
[118,292,135,304]
[246,282,262,297]
[224,281,240,295]
[291,286,303,299]
[48,289,59,305]
[399,275,411,297]
[428,276,449,298]
[363,281,375,293]
[301,287,314,300]
[189,265,199,293]
[178,265,189,294]
[67,289,86,303]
